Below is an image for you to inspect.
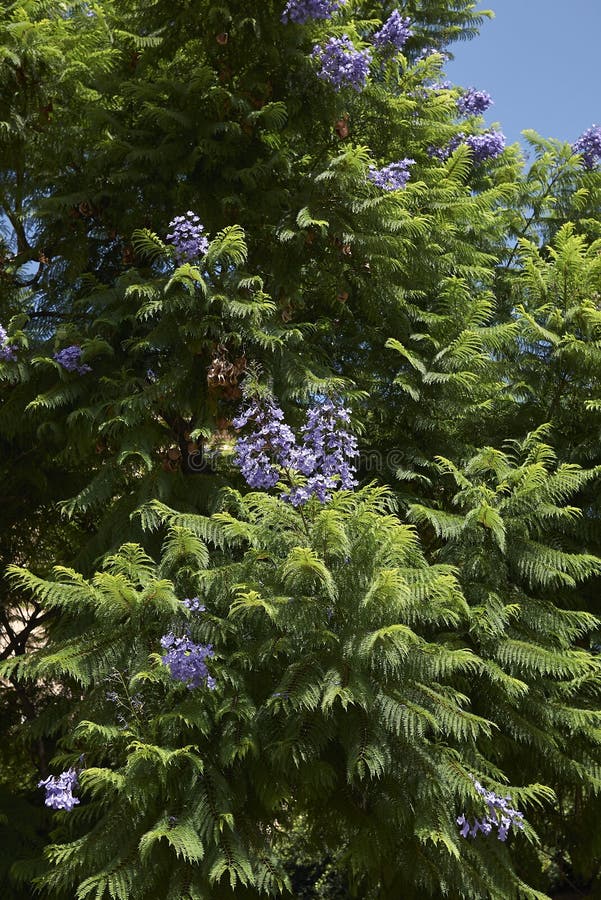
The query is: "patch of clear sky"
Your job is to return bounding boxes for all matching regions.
[445,0,601,152]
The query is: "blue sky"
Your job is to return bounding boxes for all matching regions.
[445,0,601,151]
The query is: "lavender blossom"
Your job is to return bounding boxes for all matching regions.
[573,125,601,169]
[233,397,296,489]
[457,87,493,117]
[161,633,215,689]
[429,130,505,163]
[182,597,206,613]
[281,0,345,24]
[0,325,16,362]
[427,134,465,161]
[300,397,358,489]
[287,472,335,507]
[311,35,371,92]
[286,397,358,504]
[233,395,358,506]
[373,10,412,51]
[38,768,80,811]
[465,129,506,162]
[457,779,525,842]
[368,158,415,191]
[166,211,209,263]
[54,345,91,375]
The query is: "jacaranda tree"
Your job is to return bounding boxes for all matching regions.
[1,0,601,897]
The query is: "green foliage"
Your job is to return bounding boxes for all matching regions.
[6,485,589,898]
[1,0,601,897]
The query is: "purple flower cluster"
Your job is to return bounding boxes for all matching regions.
[311,35,372,92]
[466,129,506,162]
[166,211,209,264]
[457,87,493,117]
[368,158,415,191]
[289,397,358,505]
[457,779,525,842]
[281,0,345,24]
[0,325,16,362]
[38,768,80,811]
[373,10,412,51]
[573,125,601,169]
[427,134,464,161]
[161,633,216,690]
[54,345,91,375]
[182,597,206,613]
[233,397,297,490]
[429,130,505,163]
[233,395,358,506]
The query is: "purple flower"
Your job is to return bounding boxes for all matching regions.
[54,345,91,375]
[281,0,345,24]
[457,87,493,117]
[429,130,505,163]
[286,397,358,504]
[182,597,206,613]
[373,11,412,51]
[233,397,297,490]
[456,813,470,838]
[311,35,371,92]
[233,395,359,506]
[457,778,525,842]
[465,129,505,162]
[368,158,415,191]
[0,325,16,362]
[287,473,335,506]
[427,133,465,161]
[573,125,601,169]
[161,632,215,690]
[38,768,80,811]
[166,211,209,264]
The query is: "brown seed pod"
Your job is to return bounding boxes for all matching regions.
[216,32,228,44]
[122,245,135,265]
[335,115,350,139]
[167,446,182,461]
[78,201,94,218]
[207,348,247,395]
[332,236,352,257]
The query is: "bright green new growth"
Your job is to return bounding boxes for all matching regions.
[9,479,597,898]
